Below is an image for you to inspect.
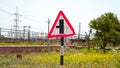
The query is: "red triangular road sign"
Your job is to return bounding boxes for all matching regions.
[48,10,75,38]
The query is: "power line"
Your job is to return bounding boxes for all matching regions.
[0,8,48,33]
[21,16,42,23]
[0,9,13,15]
[0,8,42,23]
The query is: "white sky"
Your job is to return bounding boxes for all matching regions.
[0,0,120,34]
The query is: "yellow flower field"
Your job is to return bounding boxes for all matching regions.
[0,49,120,68]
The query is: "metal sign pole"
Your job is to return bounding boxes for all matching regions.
[60,37,64,68]
[56,19,64,68]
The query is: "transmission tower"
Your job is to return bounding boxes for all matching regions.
[13,7,20,39]
[23,26,31,42]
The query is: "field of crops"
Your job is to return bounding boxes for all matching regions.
[0,48,120,68]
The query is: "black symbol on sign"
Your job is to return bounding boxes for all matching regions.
[56,19,64,34]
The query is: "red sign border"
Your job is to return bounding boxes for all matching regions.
[48,10,75,38]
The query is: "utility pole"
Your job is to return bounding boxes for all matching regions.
[47,19,51,43]
[23,26,26,41]
[28,26,31,42]
[78,23,81,39]
[46,19,51,52]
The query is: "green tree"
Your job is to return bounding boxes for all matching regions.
[89,12,120,53]
[85,29,92,50]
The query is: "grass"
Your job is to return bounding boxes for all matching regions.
[0,42,55,46]
[0,48,120,68]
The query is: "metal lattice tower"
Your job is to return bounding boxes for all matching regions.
[13,7,20,39]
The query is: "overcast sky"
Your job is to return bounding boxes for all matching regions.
[0,0,120,34]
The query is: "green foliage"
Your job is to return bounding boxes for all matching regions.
[89,12,120,52]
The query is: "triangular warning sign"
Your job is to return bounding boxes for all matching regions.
[48,10,75,38]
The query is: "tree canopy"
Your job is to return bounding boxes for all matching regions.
[89,12,120,52]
